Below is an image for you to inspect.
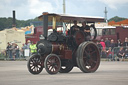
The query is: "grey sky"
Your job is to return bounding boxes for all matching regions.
[0,0,128,20]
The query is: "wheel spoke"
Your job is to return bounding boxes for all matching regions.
[47,60,52,65]
[49,66,54,71]
[90,50,96,55]
[84,50,89,56]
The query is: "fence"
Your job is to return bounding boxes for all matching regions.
[0,49,31,60]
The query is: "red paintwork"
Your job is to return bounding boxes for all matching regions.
[52,43,72,59]
[116,26,128,42]
[25,26,54,44]
[25,26,62,44]
[26,26,43,44]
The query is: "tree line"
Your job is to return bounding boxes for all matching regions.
[0,17,39,31]
[108,16,127,22]
[0,16,127,31]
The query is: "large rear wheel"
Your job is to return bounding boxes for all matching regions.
[76,41,100,73]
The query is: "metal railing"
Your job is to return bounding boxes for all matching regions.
[100,46,128,61]
[0,46,128,61]
[0,49,32,60]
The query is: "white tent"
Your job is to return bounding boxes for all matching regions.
[0,28,25,50]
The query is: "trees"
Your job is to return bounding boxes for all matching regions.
[0,17,39,30]
[108,16,127,22]
[0,16,127,31]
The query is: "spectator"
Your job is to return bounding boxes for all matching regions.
[106,47,113,61]
[26,40,31,49]
[15,44,19,59]
[117,39,122,47]
[10,42,16,60]
[96,41,103,52]
[117,47,125,61]
[30,41,37,54]
[100,39,107,58]
[105,38,110,47]
[21,43,27,57]
[109,39,116,50]
[100,39,106,51]
[6,42,12,59]
[122,37,128,47]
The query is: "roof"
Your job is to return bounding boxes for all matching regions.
[108,19,128,26]
[38,13,105,23]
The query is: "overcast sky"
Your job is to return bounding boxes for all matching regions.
[0,0,128,20]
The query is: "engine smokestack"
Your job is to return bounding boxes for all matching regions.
[43,12,48,39]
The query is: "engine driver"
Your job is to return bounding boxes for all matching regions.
[70,20,80,35]
[80,21,91,40]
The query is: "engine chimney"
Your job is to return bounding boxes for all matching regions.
[12,10,16,27]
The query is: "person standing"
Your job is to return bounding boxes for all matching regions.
[26,40,31,49]
[15,44,19,59]
[80,21,91,40]
[109,39,116,50]
[6,42,12,59]
[122,37,128,47]
[70,20,80,35]
[105,38,110,47]
[21,43,27,58]
[96,41,103,52]
[100,39,106,51]
[26,40,31,57]
[100,39,107,58]
[10,42,16,60]
[117,39,122,47]
[30,42,37,55]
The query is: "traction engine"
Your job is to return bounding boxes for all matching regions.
[27,13,102,74]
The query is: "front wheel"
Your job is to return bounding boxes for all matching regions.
[44,54,61,74]
[27,54,43,74]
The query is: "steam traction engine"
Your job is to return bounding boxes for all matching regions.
[27,13,105,74]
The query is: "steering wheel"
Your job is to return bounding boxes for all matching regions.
[74,31,85,46]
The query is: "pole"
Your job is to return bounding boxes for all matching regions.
[63,0,65,14]
[104,7,108,22]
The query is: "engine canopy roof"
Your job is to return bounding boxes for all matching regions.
[38,12,105,23]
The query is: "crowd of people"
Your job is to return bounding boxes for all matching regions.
[5,40,37,60]
[1,20,128,61]
[97,37,128,61]
[6,42,19,60]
